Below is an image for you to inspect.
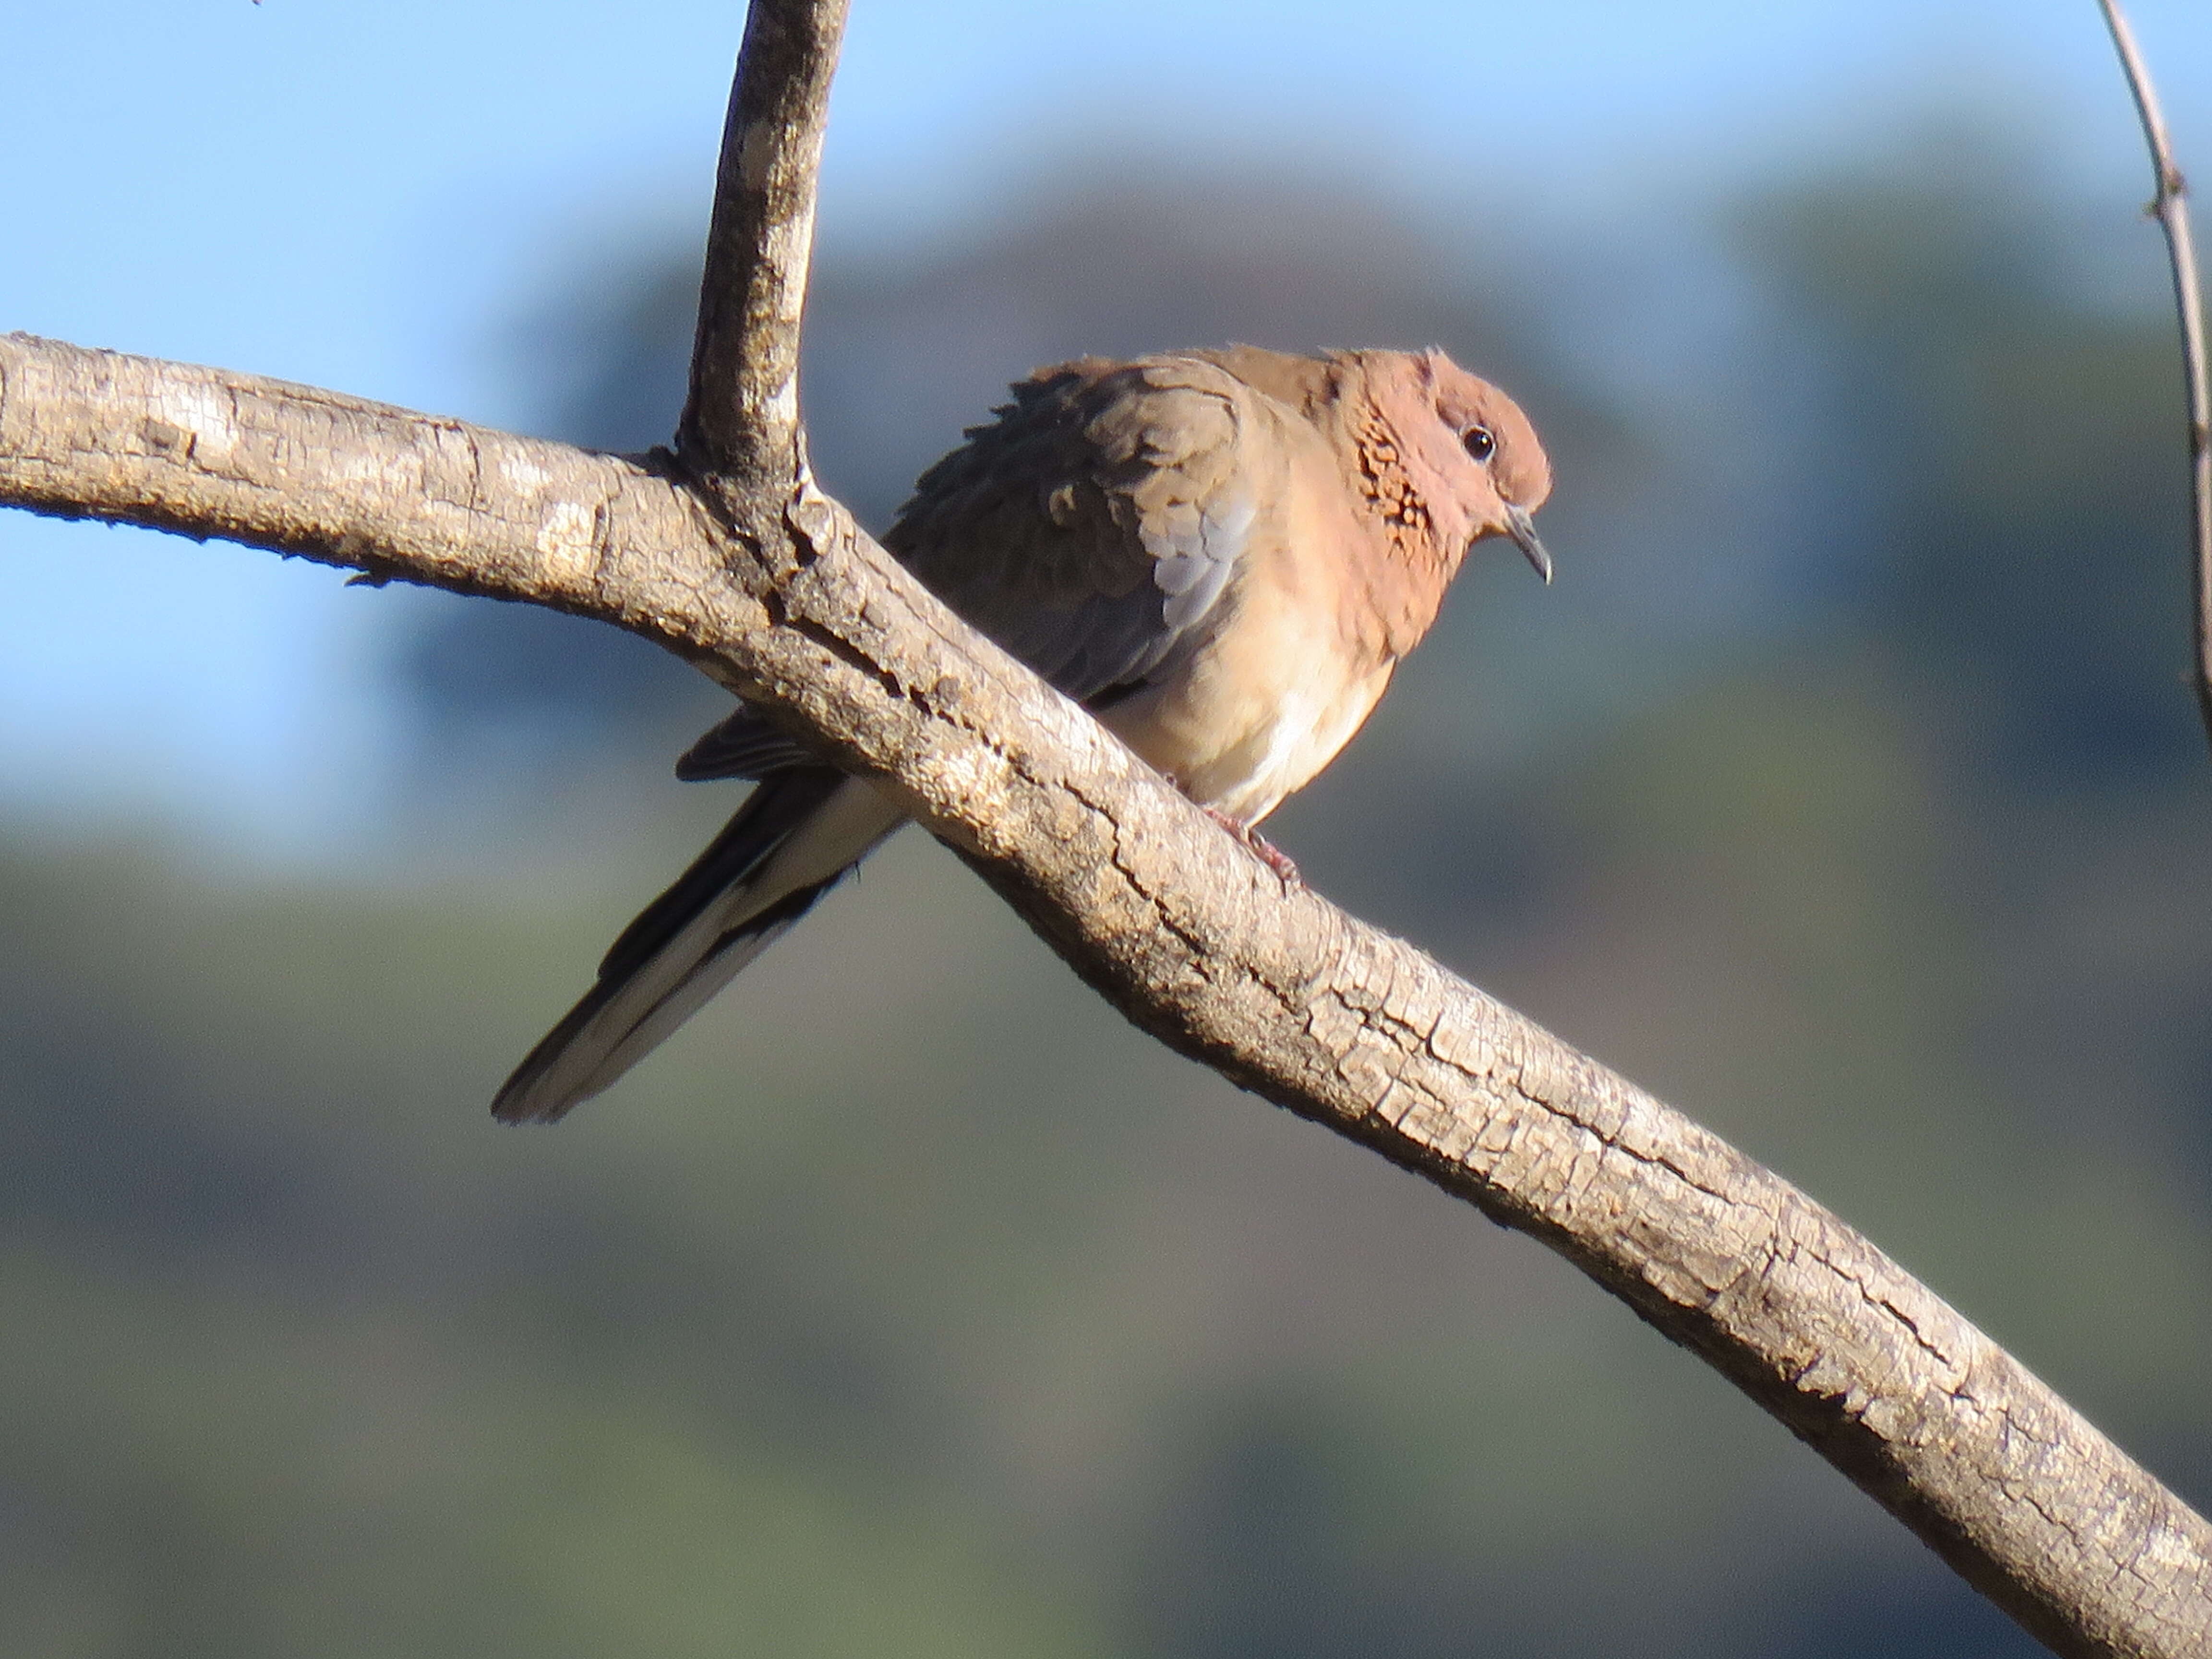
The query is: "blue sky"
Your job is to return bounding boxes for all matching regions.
[3,0,2208,856]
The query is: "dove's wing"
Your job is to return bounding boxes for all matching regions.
[676,354,1272,785]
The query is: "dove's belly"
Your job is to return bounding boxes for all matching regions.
[1101,577,1396,827]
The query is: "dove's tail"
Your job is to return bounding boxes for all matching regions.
[493,769,906,1124]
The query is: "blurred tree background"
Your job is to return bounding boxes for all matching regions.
[6,124,2212,1658]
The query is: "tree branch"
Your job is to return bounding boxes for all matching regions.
[2099,0,2212,755]
[678,0,850,490]
[5,3,2211,1654]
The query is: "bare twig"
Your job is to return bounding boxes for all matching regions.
[2099,0,2212,752]
[5,0,2212,1652]
[678,0,850,491]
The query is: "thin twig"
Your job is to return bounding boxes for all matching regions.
[2099,0,2212,753]
[677,0,851,490]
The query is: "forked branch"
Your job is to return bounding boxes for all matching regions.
[1,3,2208,1654]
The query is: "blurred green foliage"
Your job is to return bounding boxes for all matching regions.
[6,136,2210,1656]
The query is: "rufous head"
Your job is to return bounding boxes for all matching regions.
[1355,348,1554,582]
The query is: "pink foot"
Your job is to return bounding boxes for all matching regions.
[1202,804,1302,888]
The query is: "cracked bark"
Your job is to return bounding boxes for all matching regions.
[4,3,2211,1654]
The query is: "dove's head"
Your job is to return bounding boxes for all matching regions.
[1364,349,1554,582]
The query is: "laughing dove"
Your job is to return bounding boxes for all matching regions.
[494,344,1552,1123]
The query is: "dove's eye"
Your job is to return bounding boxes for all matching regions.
[1462,425,1496,462]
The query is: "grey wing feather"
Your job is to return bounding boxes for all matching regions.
[671,356,1259,786]
[882,354,1260,705]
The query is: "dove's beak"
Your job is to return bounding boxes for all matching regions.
[1501,503,1553,584]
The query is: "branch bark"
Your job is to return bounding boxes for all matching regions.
[2099,0,2212,754]
[679,0,849,490]
[5,5,2211,1655]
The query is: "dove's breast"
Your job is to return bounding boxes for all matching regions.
[1097,443,1402,826]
